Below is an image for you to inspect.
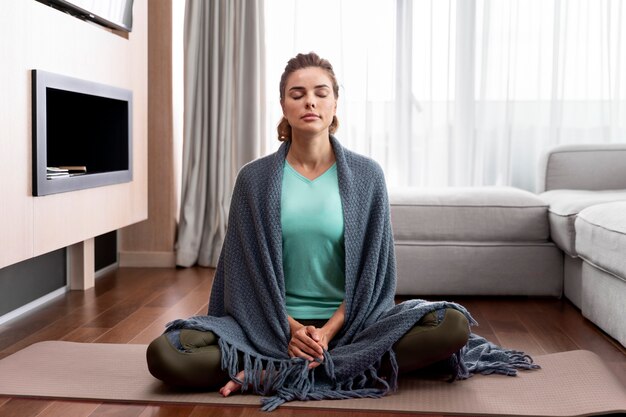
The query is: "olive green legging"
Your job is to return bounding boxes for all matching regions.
[146,308,469,390]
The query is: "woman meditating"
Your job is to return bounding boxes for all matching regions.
[146,52,537,411]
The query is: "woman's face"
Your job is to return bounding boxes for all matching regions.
[281,67,337,139]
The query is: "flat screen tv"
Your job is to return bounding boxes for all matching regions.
[35,0,134,33]
[32,70,133,196]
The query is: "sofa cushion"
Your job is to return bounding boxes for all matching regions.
[581,262,626,347]
[537,144,626,192]
[394,242,563,296]
[539,190,626,256]
[576,201,626,281]
[389,186,549,242]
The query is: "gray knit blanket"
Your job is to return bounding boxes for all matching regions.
[166,136,539,411]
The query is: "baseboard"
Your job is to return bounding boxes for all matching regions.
[0,286,68,326]
[95,262,119,278]
[118,251,176,268]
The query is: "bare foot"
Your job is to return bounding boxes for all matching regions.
[219,370,245,397]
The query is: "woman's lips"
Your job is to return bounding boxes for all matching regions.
[301,113,320,121]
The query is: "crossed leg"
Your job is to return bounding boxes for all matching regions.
[146,308,469,395]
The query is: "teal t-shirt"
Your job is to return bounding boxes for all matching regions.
[281,161,345,320]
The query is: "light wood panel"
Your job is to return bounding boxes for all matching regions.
[119,0,177,266]
[0,0,148,269]
[119,251,176,268]
[0,3,35,268]
[68,239,95,290]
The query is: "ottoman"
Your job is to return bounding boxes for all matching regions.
[389,186,563,296]
[575,201,626,347]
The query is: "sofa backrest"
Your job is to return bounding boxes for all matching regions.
[537,144,626,192]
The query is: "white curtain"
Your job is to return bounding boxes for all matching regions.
[176,0,265,267]
[264,0,626,191]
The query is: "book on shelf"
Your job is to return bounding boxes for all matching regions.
[46,172,70,179]
[58,165,87,173]
[46,166,87,179]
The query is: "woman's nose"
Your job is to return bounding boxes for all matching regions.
[305,94,316,108]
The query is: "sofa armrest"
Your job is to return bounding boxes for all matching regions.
[537,144,626,192]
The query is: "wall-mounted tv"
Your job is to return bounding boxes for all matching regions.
[35,0,134,33]
[32,70,133,196]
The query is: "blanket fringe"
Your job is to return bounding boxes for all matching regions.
[459,334,540,379]
[214,331,539,411]
[261,386,388,412]
[466,350,540,376]
[388,349,399,391]
[449,349,470,380]
[260,349,399,411]
[214,338,396,412]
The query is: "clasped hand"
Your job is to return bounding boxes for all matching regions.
[288,324,328,369]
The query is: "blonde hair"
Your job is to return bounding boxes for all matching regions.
[277,52,339,141]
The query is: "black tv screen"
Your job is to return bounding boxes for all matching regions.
[36,0,134,33]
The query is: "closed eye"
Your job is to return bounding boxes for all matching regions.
[315,86,330,97]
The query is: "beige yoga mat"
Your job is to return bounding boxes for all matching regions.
[0,341,624,416]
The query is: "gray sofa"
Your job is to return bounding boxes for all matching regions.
[389,144,626,347]
[537,144,626,346]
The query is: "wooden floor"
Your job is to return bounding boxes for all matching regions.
[0,267,624,417]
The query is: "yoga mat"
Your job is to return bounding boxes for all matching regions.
[0,341,624,416]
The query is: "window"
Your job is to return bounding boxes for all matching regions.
[264,0,626,190]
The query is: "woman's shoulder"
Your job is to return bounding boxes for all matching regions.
[234,149,282,190]
[342,146,385,179]
[331,136,382,174]
[238,152,275,177]
[237,147,278,178]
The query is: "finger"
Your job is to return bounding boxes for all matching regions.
[294,331,324,357]
[290,345,323,368]
[307,326,321,342]
[289,344,315,361]
[291,338,322,359]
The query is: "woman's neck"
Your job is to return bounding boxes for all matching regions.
[287,133,336,180]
